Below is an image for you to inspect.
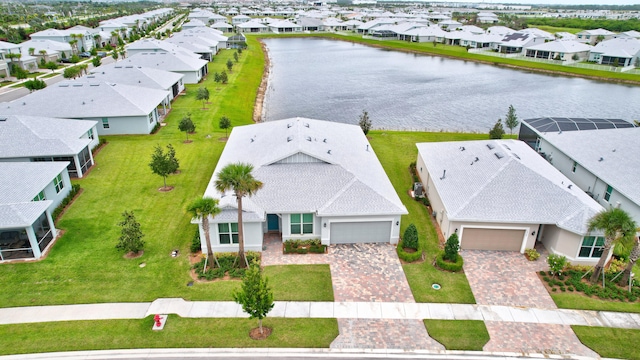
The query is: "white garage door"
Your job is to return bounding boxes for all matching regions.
[461,228,525,251]
[330,221,392,244]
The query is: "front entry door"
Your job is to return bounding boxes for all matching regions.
[267,214,279,231]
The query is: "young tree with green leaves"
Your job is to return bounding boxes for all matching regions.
[402,223,418,250]
[226,59,233,72]
[219,116,231,138]
[233,51,239,63]
[178,114,196,142]
[116,210,145,254]
[111,49,118,61]
[92,56,102,67]
[215,163,263,267]
[233,262,274,335]
[187,197,221,269]
[149,144,179,190]
[489,119,505,139]
[166,144,179,173]
[588,208,637,283]
[504,105,519,135]
[196,87,209,109]
[24,78,46,92]
[443,233,460,262]
[220,70,228,84]
[45,61,58,72]
[358,110,372,135]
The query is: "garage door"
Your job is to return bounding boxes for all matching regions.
[460,228,525,251]
[330,221,392,244]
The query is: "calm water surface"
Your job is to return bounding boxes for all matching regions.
[262,38,640,132]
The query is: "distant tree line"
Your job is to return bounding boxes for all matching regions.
[524,18,640,32]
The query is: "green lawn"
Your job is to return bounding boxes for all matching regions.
[254,33,640,84]
[531,25,584,35]
[264,265,334,301]
[0,38,334,307]
[369,131,484,303]
[424,320,490,350]
[573,326,640,360]
[0,316,339,355]
[552,293,640,313]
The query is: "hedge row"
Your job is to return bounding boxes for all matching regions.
[436,251,464,272]
[396,238,424,262]
[52,184,81,221]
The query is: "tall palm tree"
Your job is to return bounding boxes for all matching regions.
[187,197,221,269]
[620,232,640,285]
[588,208,637,283]
[214,162,263,268]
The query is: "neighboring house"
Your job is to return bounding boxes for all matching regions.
[236,20,270,33]
[525,40,592,61]
[520,28,556,41]
[556,32,578,40]
[164,35,216,61]
[356,18,395,34]
[476,12,499,24]
[88,63,184,101]
[195,118,408,253]
[576,28,616,45]
[498,32,546,54]
[182,19,208,29]
[232,14,252,25]
[416,139,605,265]
[438,19,462,31]
[211,22,234,32]
[297,17,325,32]
[399,26,447,43]
[29,28,95,52]
[614,30,640,39]
[519,118,640,224]
[343,19,364,31]
[119,52,208,84]
[189,9,222,24]
[0,161,71,261]
[125,39,202,60]
[182,27,229,50]
[486,26,514,37]
[0,80,169,135]
[268,20,303,34]
[460,33,504,49]
[98,21,131,39]
[0,115,98,178]
[19,39,72,63]
[588,37,640,67]
[322,17,347,32]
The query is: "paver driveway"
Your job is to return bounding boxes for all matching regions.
[463,249,597,357]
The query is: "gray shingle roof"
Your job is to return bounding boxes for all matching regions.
[0,162,69,203]
[0,114,95,158]
[0,201,52,228]
[204,118,407,221]
[542,127,640,206]
[0,81,168,118]
[87,64,184,91]
[118,52,207,73]
[417,139,603,235]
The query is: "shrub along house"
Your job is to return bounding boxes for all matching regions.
[0,115,98,178]
[0,162,71,261]
[193,118,407,253]
[416,139,606,265]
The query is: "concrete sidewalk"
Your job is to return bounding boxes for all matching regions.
[1,298,639,330]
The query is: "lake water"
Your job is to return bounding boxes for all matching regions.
[262,38,640,132]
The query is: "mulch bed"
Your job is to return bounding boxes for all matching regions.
[158,186,174,192]
[124,251,144,259]
[249,327,272,340]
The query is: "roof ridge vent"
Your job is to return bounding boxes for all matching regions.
[486,143,495,150]
[304,122,309,128]
[287,123,292,128]
[287,136,293,142]
[495,152,504,159]
[306,136,311,141]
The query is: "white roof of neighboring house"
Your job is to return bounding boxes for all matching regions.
[417,139,603,235]
[541,127,640,206]
[125,39,201,59]
[237,20,268,29]
[20,39,71,55]
[182,19,207,28]
[0,40,21,52]
[400,25,447,38]
[232,14,251,20]
[520,27,555,40]
[618,30,640,39]
[591,37,640,58]
[578,28,616,36]
[500,32,538,47]
[323,17,344,26]
[0,114,96,158]
[556,32,577,40]
[0,200,52,228]
[343,19,364,26]
[0,80,169,118]
[121,51,208,73]
[203,118,407,220]
[268,20,300,28]
[439,19,462,26]
[358,18,395,30]
[462,33,504,43]
[487,26,514,36]
[164,36,214,54]
[211,22,233,29]
[526,39,592,53]
[87,63,184,91]
[182,27,228,42]
[460,25,484,34]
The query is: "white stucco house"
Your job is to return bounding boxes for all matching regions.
[588,37,640,67]
[0,161,72,261]
[525,40,592,61]
[118,52,208,84]
[416,139,606,265]
[576,28,616,45]
[0,115,98,178]
[89,63,184,102]
[194,118,407,253]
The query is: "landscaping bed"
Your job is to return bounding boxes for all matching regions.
[539,269,640,303]
[191,252,260,281]
[283,239,326,254]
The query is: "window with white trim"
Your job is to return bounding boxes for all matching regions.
[54,174,64,193]
[102,118,110,129]
[604,185,613,202]
[218,223,238,244]
[32,191,46,202]
[579,236,605,258]
[290,213,313,235]
[87,128,94,140]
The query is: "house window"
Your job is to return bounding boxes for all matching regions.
[572,161,577,173]
[604,185,613,202]
[579,236,605,258]
[54,174,64,193]
[102,118,110,129]
[87,128,94,140]
[218,223,238,244]
[32,191,46,202]
[148,112,154,124]
[291,213,313,235]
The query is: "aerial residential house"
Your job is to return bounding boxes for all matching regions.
[236,20,270,33]
[614,30,640,40]
[29,28,95,52]
[498,32,546,54]
[182,19,208,29]
[476,12,499,24]
[0,115,98,178]
[182,27,229,50]
[119,52,208,84]
[19,39,72,63]
[125,39,202,60]
[438,19,462,31]
[0,41,22,74]
[98,21,131,40]
[343,19,364,31]
[525,40,592,61]
[588,37,640,67]
[268,20,303,34]
[399,26,447,43]
[194,118,407,253]
[0,80,169,135]
[88,63,184,102]
[487,26,514,36]
[322,18,347,32]
[211,22,234,32]
[460,33,504,49]
[164,34,216,61]
[576,28,616,45]
[519,118,640,224]
[297,17,325,32]
[189,9,223,25]
[520,27,556,41]
[232,14,252,25]
[416,139,605,265]
[357,18,396,34]
[556,32,578,40]
[0,162,72,261]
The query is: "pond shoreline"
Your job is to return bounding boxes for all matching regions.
[253,40,271,123]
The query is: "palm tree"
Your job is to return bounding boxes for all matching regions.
[620,232,640,285]
[214,163,263,268]
[187,197,222,269]
[588,208,637,283]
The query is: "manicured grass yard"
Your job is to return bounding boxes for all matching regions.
[0,316,339,355]
[552,293,640,313]
[264,265,334,301]
[424,320,490,350]
[573,326,640,360]
[0,38,331,307]
[369,131,488,303]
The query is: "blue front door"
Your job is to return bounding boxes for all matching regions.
[267,214,279,231]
